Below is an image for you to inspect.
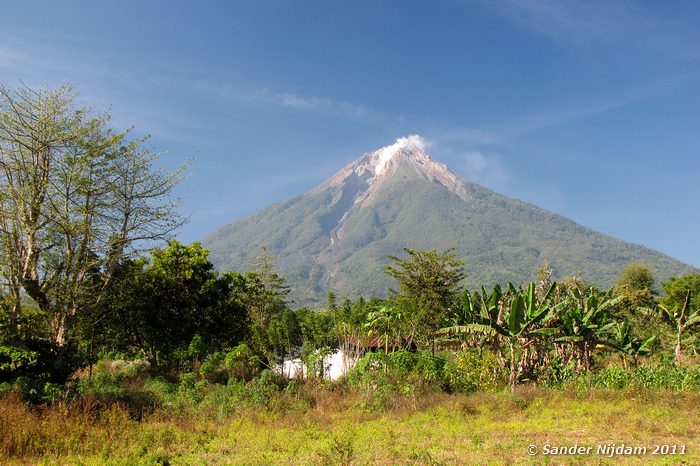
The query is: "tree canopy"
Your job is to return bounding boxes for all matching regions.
[617,263,656,295]
[661,274,700,311]
[0,84,186,380]
[91,241,248,364]
[385,248,465,346]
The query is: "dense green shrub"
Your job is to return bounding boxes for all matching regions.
[196,343,263,384]
[345,350,451,409]
[385,350,416,373]
[223,343,261,381]
[76,359,151,399]
[535,356,577,388]
[2,377,60,404]
[143,377,177,401]
[443,350,505,393]
[177,372,209,404]
[249,369,282,404]
[198,352,227,383]
[414,352,447,384]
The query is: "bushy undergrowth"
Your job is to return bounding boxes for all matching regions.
[535,359,700,391]
[2,352,699,425]
[345,349,507,409]
[443,350,506,393]
[1,353,700,464]
[198,343,261,384]
[0,352,286,422]
[2,385,700,465]
[576,365,700,390]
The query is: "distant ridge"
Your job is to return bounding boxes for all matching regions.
[203,136,697,307]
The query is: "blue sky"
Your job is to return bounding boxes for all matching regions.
[1,1,699,268]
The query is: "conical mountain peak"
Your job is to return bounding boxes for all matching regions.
[372,135,428,175]
[313,135,468,202]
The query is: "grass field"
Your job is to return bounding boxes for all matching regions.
[1,387,698,465]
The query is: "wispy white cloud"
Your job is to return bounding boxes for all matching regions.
[459,150,511,188]
[243,159,347,196]
[0,39,211,145]
[462,151,488,174]
[455,149,567,213]
[504,92,642,138]
[430,93,637,150]
[492,0,633,43]
[501,72,699,138]
[250,88,382,121]
[483,0,700,59]
[0,34,383,148]
[186,78,384,123]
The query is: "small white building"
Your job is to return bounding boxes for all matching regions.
[279,348,358,381]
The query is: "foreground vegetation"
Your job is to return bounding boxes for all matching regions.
[2,382,699,465]
[3,348,700,464]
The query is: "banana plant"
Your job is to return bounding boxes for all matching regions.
[444,284,503,330]
[439,285,503,352]
[657,290,700,366]
[602,319,656,368]
[554,288,623,371]
[442,282,564,389]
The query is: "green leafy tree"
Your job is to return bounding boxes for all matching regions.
[652,274,700,364]
[231,251,292,366]
[603,319,656,368]
[93,241,248,365]
[333,296,377,370]
[615,264,657,323]
[440,286,502,351]
[327,291,338,311]
[234,271,290,366]
[661,274,700,311]
[265,307,302,366]
[385,248,465,349]
[364,305,405,354]
[616,263,656,294]
[296,308,336,377]
[242,249,290,326]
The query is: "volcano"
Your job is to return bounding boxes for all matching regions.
[203,136,696,306]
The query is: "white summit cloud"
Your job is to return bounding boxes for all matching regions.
[374,135,430,175]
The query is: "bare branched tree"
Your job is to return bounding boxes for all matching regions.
[0,84,187,345]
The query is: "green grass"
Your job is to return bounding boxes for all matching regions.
[2,387,699,465]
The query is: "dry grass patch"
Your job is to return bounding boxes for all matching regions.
[1,388,699,465]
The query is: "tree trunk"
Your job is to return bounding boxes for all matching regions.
[509,341,517,391]
[675,326,683,367]
[54,314,67,346]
